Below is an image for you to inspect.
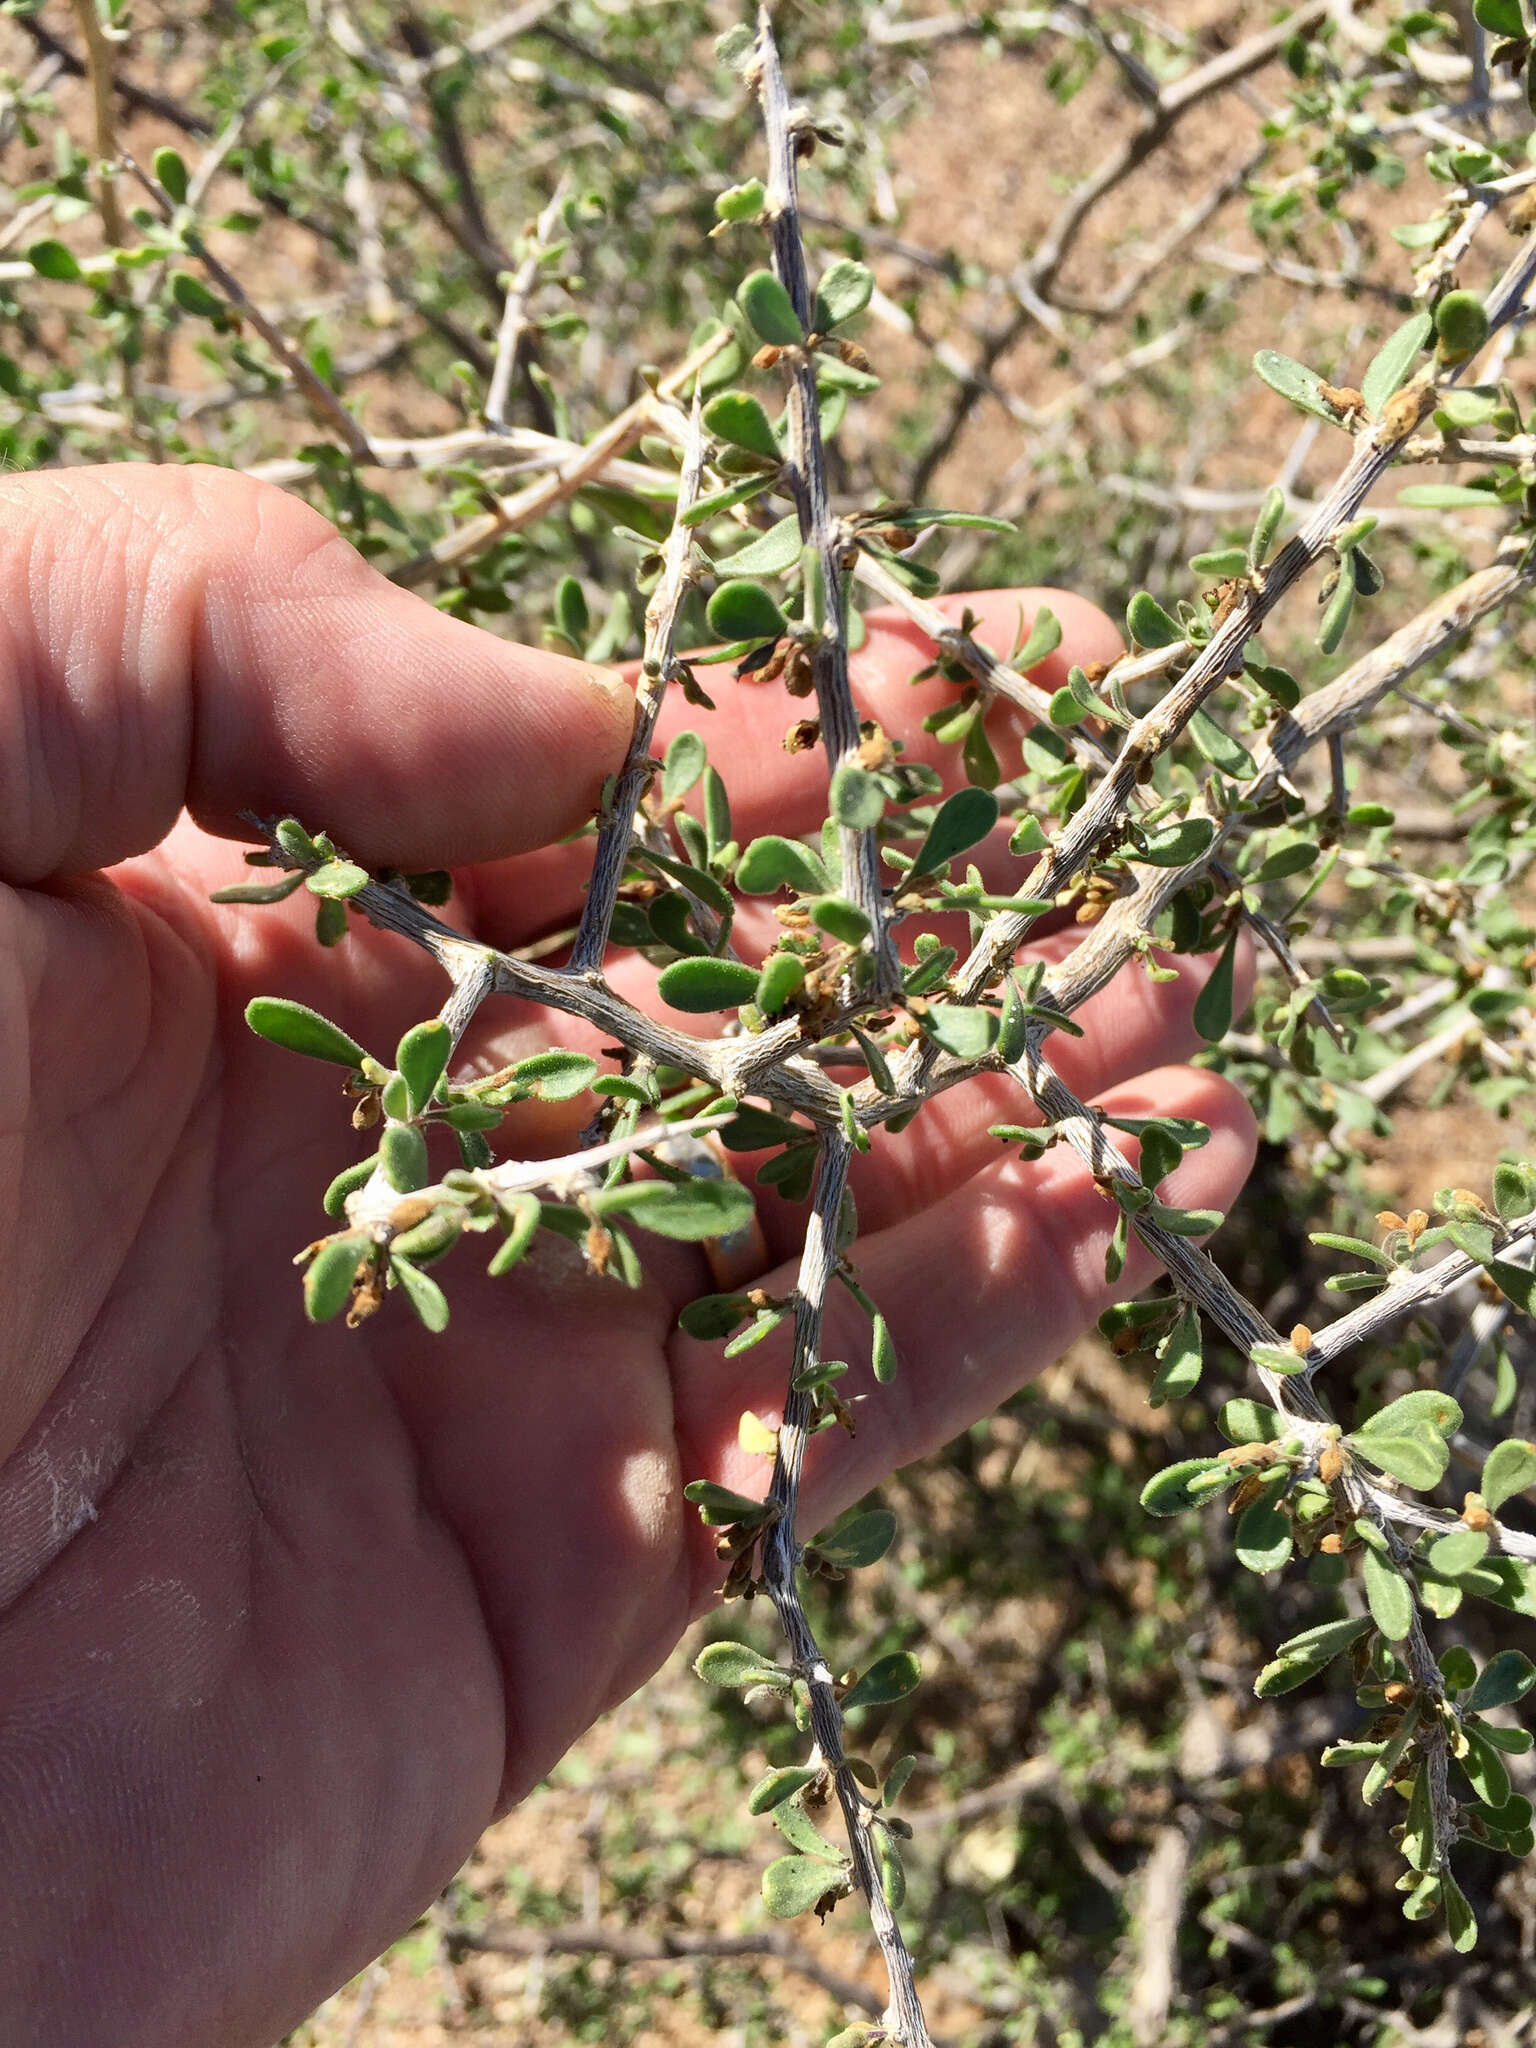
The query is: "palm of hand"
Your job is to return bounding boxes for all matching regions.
[0,468,1252,2048]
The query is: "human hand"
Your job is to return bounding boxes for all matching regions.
[0,466,1254,2046]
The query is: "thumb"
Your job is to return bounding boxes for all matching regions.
[0,466,633,884]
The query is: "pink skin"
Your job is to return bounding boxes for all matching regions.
[0,467,1256,2048]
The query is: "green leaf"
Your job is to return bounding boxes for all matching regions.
[1128,818,1216,867]
[396,1020,451,1120]
[152,145,190,204]
[552,575,589,645]
[390,1253,449,1332]
[1190,547,1248,578]
[1461,1724,1512,1810]
[1219,1398,1285,1444]
[1148,1308,1203,1408]
[1348,1430,1448,1491]
[1362,311,1432,415]
[1468,1649,1536,1712]
[657,956,761,1012]
[1363,1547,1414,1640]
[1474,0,1523,30]
[1249,486,1286,568]
[170,269,225,319]
[721,514,801,578]
[911,787,997,875]
[1253,348,1339,422]
[245,996,367,1069]
[303,860,370,900]
[303,1235,365,1323]
[738,269,804,346]
[707,578,786,643]
[871,1312,897,1384]
[380,1123,430,1195]
[1140,1457,1234,1516]
[755,951,806,1015]
[1188,708,1256,778]
[1397,483,1498,508]
[829,764,885,829]
[1482,1438,1536,1514]
[515,1049,599,1101]
[814,1508,897,1569]
[1235,1490,1294,1573]
[663,731,707,802]
[322,1156,377,1219]
[684,1479,775,1527]
[761,1854,844,1919]
[702,390,780,460]
[810,895,870,944]
[736,834,832,895]
[209,871,307,906]
[923,1004,999,1061]
[1192,927,1239,1043]
[815,257,874,329]
[1493,1160,1536,1221]
[842,1651,921,1711]
[695,1639,784,1686]
[1359,1389,1463,1442]
[748,1765,821,1814]
[1428,1529,1490,1578]
[714,178,766,222]
[1435,289,1489,362]
[27,238,82,281]
[1442,1869,1477,1954]
[1254,1615,1371,1696]
[488,1193,541,1276]
[1014,604,1062,669]
[592,1176,755,1241]
[1125,590,1183,647]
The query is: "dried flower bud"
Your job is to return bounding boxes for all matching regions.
[1290,1324,1314,1352]
[1319,1442,1345,1485]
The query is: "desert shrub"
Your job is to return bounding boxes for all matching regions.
[7,2,1536,2042]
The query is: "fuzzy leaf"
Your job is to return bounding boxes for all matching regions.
[1234,1490,1294,1573]
[737,834,833,896]
[303,1235,365,1323]
[923,1004,999,1061]
[592,1176,755,1241]
[695,1639,784,1686]
[1140,1457,1233,1516]
[842,1651,921,1711]
[738,269,803,346]
[1482,1438,1536,1514]
[663,731,707,801]
[761,1854,844,1919]
[911,787,997,875]
[814,1509,897,1569]
[657,956,761,1012]
[1192,927,1239,1042]
[246,996,367,1069]
[1129,818,1216,867]
[1254,1615,1371,1696]
[748,1765,821,1815]
[1363,1548,1414,1640]
[380,1123,430,1195]
[815,257,874,329]
[830,764,886,830]
[1361,311,1432,415]
[396,1020,451,1119]
[703,390,780,460]
[1253,348,1338,421]
[720,514,800,578]
[707,577,786,643]
[1125,590,1183,647]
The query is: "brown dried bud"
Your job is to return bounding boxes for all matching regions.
[1463,1493,1494,1531]
[837,339,871,372]
[1383,1681,1416,1707]
[784,647,816,698]
[1319,1531,1345,1554]
[1290,1324,1314,1353]
[388,1195,438,1233]
[1405,1209,1429,1240]
[352,1092,382,1130]
[752,343,785,370]
[1376,1209,1406,1231]
[1219,1441,1278,1469]
[784,717,821,753]
[1319,1442,1345,1486]
[1379,383,1427,442]
[1318,381,1367,417]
